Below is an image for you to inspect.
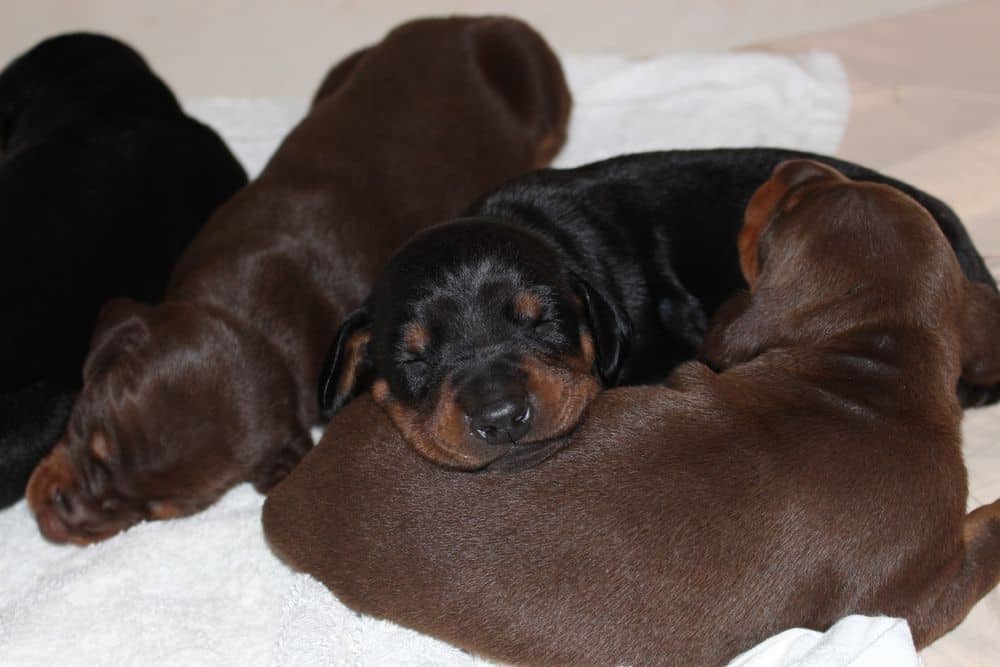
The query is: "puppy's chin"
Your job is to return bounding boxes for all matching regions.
[57,521,123,546]
[372,369,600,471]
[32,498,135,546]
[35,506,71,544]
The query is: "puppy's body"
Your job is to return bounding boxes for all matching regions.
[26,17,570,543]
[266,162,1000,665]
[0,34,247,508]
[473,149,996,384]
[324,149,997,470]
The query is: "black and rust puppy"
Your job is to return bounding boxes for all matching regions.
[0,34,246,508]
[321,148,998,470]
[267,160,1000,666]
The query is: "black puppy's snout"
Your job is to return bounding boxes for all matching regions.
[469,398,532,444]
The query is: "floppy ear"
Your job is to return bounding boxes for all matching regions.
[960,281,1000,388]
[318,305,374,419]
[571,275,632,386]
[83,298,153,382]
[740,159,847,284]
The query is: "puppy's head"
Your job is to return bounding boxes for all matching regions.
[26,299,284,545]
[729,159,1000,386]
[321,219,630,470]
[0,33,171,155]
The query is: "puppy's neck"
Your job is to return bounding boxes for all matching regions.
[702,278,963,413]
[706,179,968,394]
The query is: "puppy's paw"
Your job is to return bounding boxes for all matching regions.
[252,432,313,493]
[956,379,1000,409]
[657,292,708,351]
[697,291,755,371]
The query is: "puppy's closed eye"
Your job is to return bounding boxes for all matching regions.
[86,458,112,498]
[100,497,120,514]
[400,356,431,380]
[532,320,560,336]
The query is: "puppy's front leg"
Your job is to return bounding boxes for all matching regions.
[252,430,313,493]
[655,273,709,356]
[697,291,755,370]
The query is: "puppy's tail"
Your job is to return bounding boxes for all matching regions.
[0,379,75,508]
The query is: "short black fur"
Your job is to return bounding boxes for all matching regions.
[321,149,999,425]
[469,149,998,388]
[0,33,247,507]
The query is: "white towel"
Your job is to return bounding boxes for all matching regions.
[184,51,849,178]
[728,616,921,667]
[0,50,916,667]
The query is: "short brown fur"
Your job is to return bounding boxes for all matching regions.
[28,16,571,544]
[265,160,1000,665]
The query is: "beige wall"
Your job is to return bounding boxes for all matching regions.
[2,0,961,100]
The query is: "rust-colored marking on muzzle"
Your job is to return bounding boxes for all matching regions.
[374,379,499,469]
[372,332,600,469]
[27,442,89,544]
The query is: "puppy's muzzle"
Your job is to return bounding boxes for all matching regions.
[457,365,534,445]
[26,442,116,545]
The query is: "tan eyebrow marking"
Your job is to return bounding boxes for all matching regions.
[403,321,430,352]
[513,290,543,320]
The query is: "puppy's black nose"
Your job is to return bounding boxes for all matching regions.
[470,398,532,444]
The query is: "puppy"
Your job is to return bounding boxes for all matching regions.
[25,17,570,544]
[321,149,998,470]
[266,159,1000,665]
[0,34,246,509]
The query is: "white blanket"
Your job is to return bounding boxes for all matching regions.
[728,616,920,667]
[1,50,959,667]
[186,51,850,179]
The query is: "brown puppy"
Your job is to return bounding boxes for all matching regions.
[26,16,570,545]
[264,160,1000,665]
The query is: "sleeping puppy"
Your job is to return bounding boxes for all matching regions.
[25,17,570,544]
[321,149,998,470]
[0,33,246,509]
[266,160,1000,665]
